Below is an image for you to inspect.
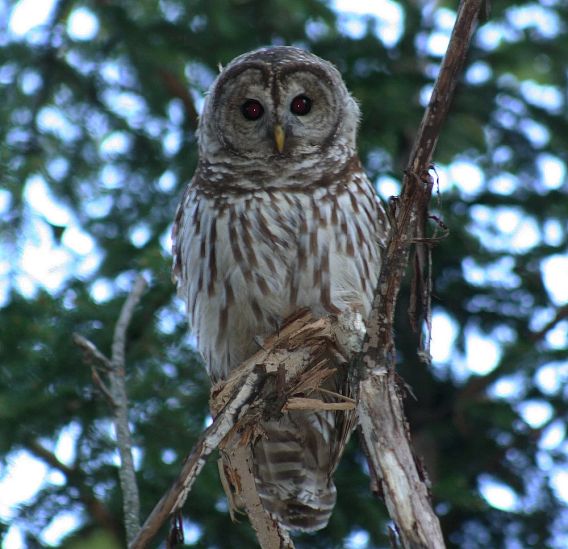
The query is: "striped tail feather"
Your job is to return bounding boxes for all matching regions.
[252,401,355,531]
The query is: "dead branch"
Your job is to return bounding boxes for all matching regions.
[129,363,268,549]
[219,442,294,549]
[74,274,147,544]
[110,274,146,543]
[130,310,363,549]
[356,1,485,548]
[73,333,117,407]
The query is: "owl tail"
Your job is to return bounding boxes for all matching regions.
[251,407,352,532]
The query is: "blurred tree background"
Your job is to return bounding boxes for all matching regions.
[1,0,567,547]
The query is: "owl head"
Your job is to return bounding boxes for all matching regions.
[197,46,361,163]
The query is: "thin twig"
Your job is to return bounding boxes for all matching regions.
[316,386,357,402]
[73,274,147,544]
[110,274,147,544]
[284,397,355,411]
[73,333,113,371]
[73,332,116,406]
[91,367,117,408]
[357,1,485,547]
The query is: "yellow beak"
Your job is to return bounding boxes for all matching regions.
[274,124,285,154]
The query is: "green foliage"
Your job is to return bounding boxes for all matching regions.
[1,0,567,547]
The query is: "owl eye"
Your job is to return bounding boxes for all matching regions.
[290,95,312,116]
[241,99,264,121]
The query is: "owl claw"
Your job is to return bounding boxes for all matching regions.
[253,334,268,351]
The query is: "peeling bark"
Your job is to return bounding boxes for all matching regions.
[131,310,360,549]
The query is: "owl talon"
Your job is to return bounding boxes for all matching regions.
[253,334,267,351]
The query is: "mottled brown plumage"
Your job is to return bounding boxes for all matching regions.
[172,46,388,531]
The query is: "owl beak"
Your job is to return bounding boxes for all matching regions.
[274,124,285,154]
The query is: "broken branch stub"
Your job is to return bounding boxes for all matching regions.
[210,309,364,549]
[131,310,364,549]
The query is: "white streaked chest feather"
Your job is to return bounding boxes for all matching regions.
[174,171,387,380]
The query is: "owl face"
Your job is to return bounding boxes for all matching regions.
[199,47,360,162]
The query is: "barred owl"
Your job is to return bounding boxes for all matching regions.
[172,46,388,532]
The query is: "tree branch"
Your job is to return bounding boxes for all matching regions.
[110,274,146,543]
[158,68,199,130]
[72,333,113,371]
[357,1,484,547]
[217,432,294,549]
[27,438,77,478]
[74,274,147,544]
[73,333,117,407]
[129,362,268,549]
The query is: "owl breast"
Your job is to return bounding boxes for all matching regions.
[174,158,386,382]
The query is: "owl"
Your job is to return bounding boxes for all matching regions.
[172,46,388,532]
